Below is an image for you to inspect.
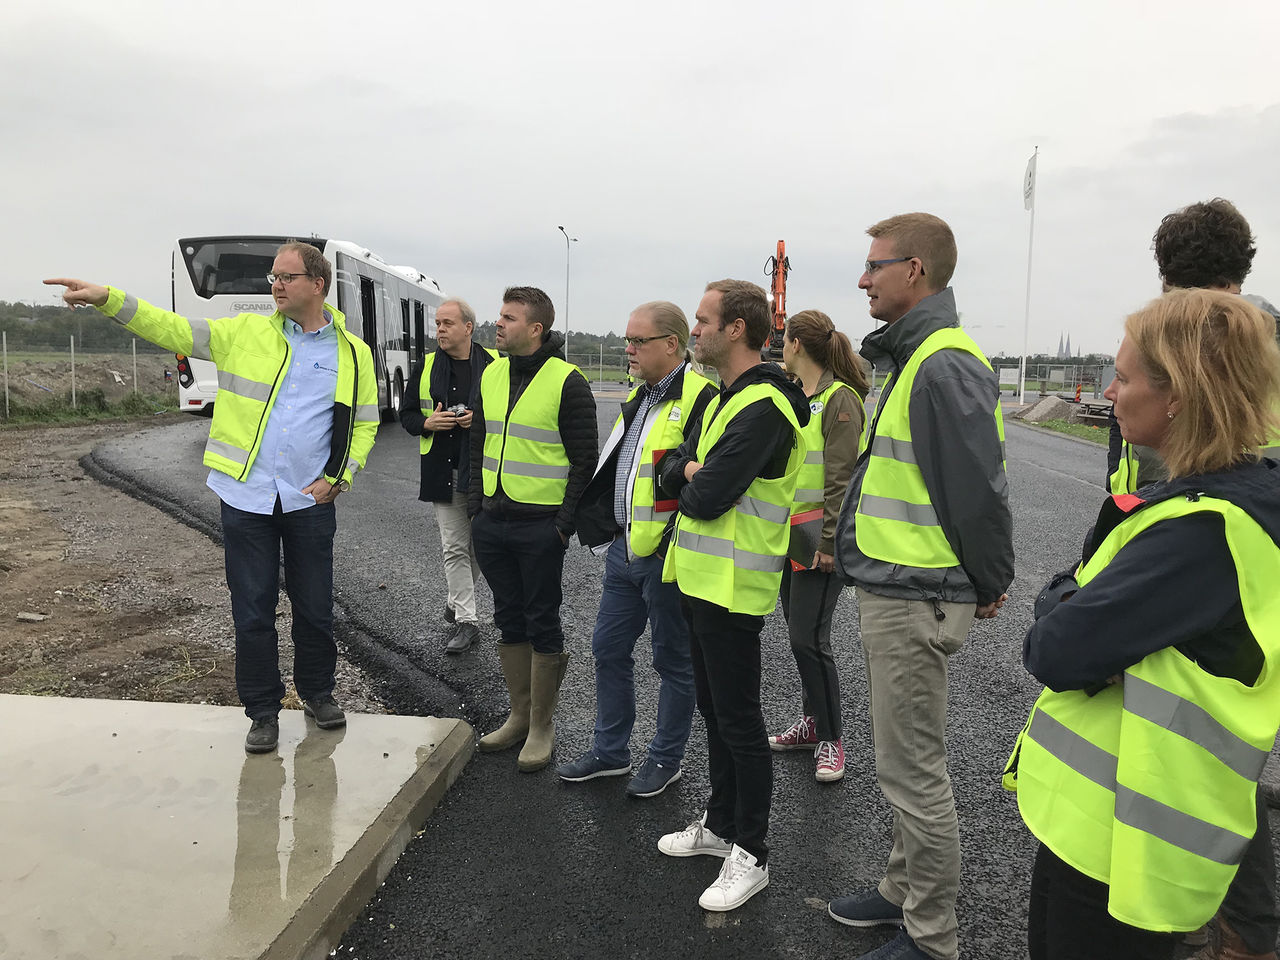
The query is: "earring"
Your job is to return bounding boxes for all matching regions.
[1167,411,1175,420]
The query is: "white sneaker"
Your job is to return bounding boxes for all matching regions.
[657,812,732,859]
[698,844,769,912]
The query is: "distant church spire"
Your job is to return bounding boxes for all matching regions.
[1065,333,1072,358]
[1057,332,1064,360]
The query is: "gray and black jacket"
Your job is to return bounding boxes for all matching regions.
[834,288,1014,605]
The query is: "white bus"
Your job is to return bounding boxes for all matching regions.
[171,235,446,418]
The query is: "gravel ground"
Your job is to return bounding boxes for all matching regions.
[0,417,383,715]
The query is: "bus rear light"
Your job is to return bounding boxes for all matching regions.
[187,400,202,406]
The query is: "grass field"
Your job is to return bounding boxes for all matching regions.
[1028,418,1109,444]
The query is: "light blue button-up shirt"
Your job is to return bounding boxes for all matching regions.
[207,313,340,514]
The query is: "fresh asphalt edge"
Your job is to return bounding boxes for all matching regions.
[78,447,471,723]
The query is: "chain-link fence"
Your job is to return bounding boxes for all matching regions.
[1,331,177,420]
[567,351,630,383]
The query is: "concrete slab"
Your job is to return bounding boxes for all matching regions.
[0,695,473,960]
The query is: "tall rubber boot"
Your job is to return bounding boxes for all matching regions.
[518,650,571,772]
[477,642,532,753]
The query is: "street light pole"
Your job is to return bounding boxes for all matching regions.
[557,225,578,360]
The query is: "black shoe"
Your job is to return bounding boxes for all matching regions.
[443,603,457,625]
[828,887,905,928]
[446,622,480,654]
[245,717,279,754]
[303,695,347,729]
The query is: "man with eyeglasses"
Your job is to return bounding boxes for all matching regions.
[827,213,1012,960]
[46,241,378,756]
[561,301,716,798]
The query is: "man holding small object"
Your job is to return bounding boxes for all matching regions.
[400,298,496,654]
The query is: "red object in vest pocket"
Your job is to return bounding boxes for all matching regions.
[652,448,678,513]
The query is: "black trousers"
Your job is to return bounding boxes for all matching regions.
[1221,786,1278,953]
[1028,843,1179,960]
[682,594,771,865]
[471,511,566,654]
[779,566,843,741]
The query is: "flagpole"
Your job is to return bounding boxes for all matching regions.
[1018,145,1038,405]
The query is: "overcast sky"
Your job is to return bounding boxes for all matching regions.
[4,0,1277,358]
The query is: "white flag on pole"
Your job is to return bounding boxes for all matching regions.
[1023,151,1037,211]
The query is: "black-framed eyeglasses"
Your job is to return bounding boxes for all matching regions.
[267,272,312,285]
[623,334,673,347]
[863,257,915,274]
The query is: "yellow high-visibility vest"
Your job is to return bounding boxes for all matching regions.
[662,383,805,615]
[1005,493,1280,932]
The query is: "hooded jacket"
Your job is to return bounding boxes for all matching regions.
[835,288,1013,605]
[1027,458,1280,692]
[658,361,810,519]
[466,330,597,536]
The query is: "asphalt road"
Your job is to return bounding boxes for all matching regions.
[88,401,1119,959]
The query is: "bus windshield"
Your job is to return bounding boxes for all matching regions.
[179,237,308,299]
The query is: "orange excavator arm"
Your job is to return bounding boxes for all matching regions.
[764,240,789,360]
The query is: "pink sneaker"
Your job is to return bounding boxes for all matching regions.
[815,739,845,782]
[769,715,817,751]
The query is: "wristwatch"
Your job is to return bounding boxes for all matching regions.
[332,478,350,492]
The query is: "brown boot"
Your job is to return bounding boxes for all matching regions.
[1190,912,1278,960]
[517,650,571,772]
[477,642,532,753]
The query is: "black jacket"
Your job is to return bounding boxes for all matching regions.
[1026,458,1280,692]
[399,342,495,503]
[659,362,810,520]
[466,330,597,536]
[576,362,717,549]
[834,288,1013,605]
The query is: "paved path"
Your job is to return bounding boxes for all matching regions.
[86,403,1219,959]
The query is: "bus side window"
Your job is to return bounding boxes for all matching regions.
[413,301,425,360]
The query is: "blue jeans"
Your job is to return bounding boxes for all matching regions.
[590,537,695,767]
[221,499,337,720]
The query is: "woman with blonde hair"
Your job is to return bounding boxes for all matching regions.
[1005,289,1280,960]
[767,310,868,782]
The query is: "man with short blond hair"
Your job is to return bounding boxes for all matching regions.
[47,241,379,755]
[400,297,495,653]
[827,213,1012,960]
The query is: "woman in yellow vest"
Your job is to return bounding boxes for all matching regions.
[767,310,868,782]
[1005,289,1280,960]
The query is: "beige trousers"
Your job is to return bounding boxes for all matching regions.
[435,483,480,624]
[857,588,974,960]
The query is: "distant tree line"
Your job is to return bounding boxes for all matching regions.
[0,301,167,353]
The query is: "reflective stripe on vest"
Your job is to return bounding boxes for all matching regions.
[604,366,713,557]
[1108,440,1140,496]
[480,356,574,505]
[661,382,805,615]
[792,381,855,514]
[1006,494,1280,932]
[418,346,498,456]
[855,327,1005,568]
[200,303,364,482]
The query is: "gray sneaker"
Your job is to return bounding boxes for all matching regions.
[443,603,456,625]
[245,717,279,754]
[303,695,347,729]
[446,622,480,654]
